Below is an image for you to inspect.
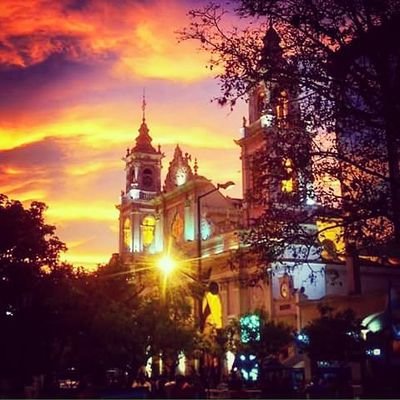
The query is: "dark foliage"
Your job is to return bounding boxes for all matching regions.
[0,195,200,395]
[301,304,363,362]
[0,195,66,382]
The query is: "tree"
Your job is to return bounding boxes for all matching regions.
[297,305,363,397]
[238,311,292,360]
[0,194,66,270]
[180,1,400,278]
[0,196,144,391]
[224,311,292,381]
[0,195,67,390]
[61,255,146,383]
[131,262,200,378]
[64,255,200,383]
[136,295,197,378]
[300,304,362,364]
[0,196,175,392]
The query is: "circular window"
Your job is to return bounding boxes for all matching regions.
[280,282,289,299]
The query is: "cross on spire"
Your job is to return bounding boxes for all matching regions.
[142,88,146,122]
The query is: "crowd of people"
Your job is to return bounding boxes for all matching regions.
[68,364,361,399]
[128,370,206,399]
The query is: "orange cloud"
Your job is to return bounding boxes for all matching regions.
[0,164,51,201]
[46,202,118,223]
[66,160,120,177]
[0,123,43,150]
[0,0,212,82]
[2,166,24,175]
[0,95,244,152]
[0,0,93,66]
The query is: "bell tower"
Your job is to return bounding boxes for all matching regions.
[236,26,304,224]
[118,95,164,260]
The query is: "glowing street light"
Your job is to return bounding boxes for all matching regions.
[158,255,176,276]
[157,254,177,302]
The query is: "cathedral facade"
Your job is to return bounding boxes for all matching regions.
[116,27,400,380]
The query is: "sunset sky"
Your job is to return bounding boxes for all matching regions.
[0,0,246,269]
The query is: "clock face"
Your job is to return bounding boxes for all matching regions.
[280,282,289,299]
[175,167,188,186]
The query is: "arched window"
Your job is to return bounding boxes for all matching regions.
[142,168,154,189]
[171,212,184,243]
[281,158,295,193]
[257,92,266,114]
[276,90,289,121]
[141,215,156,248]
[123,218,131,251]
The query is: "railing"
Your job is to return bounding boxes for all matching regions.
[139,191,156,201]
[121,191,156,202]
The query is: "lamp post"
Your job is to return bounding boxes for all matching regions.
[196,181,235,328]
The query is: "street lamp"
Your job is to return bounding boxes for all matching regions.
[196,181,235,328]
[158,255,176,276]
[157,254,176,302]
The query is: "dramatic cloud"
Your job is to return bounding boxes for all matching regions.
[0,0,212,81]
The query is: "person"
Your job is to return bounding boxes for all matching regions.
[228,371,249,399]
[152,375,167,398]
[201,282,222,333]
[187,368,206,399]
[170,375,195,399]
[131,370,151,399]
[306,376,328,399]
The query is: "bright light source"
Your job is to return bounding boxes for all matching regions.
[366,348,382,357]
[297,332,310,344]
[240,314,261,343]
[373,348,381,356]
[158,255,176,276]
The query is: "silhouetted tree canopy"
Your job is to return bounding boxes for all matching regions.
[0,194,66,269]
[0,196,201,395]
[0,195,67,385]
[224,310,293,362]
[301,304,362,362]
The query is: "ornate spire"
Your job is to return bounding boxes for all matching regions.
[163,145,194,191]
[173,144,183,158]
[133,93,156,154]
[260,24,284,71]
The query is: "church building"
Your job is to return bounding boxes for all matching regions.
[116,26,400,383]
